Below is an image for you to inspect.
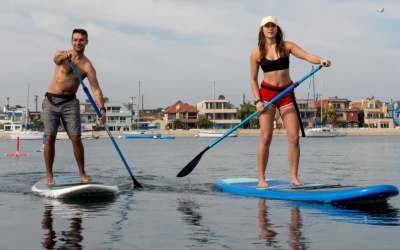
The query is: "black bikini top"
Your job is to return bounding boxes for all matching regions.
[259,56,289,73]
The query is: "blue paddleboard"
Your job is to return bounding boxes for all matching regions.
[216,178,399,203]
[32,175,120,198]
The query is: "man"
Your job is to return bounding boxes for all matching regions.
[42,29,106,185]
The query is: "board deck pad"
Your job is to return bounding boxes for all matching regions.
[32,175,120,199]
[217,178,399,203]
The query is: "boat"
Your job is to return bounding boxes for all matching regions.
[124,81,163,139]
[335,130,347,137]
[198,82,238,138]
[158,135,176,139]
[123,130,161,139]
[56,132,96,140]
[9,130,44,140]
[304,78,339,138]
[5,85,44,140]
[198,130,238,138]
[304,127,339,137]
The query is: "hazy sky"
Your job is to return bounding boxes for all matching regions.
[1,0,399,111]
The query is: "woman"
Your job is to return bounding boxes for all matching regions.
[250,16,331,188]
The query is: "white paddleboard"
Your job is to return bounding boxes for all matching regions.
[32,175,120,198]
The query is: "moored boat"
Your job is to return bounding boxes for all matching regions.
[198,130,238,138]
[9,130,44,140]
[123,130,162,139]
[304,127,339,137]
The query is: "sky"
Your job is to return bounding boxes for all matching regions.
[1,0,399,111]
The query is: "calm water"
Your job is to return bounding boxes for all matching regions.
[0,135,399,249]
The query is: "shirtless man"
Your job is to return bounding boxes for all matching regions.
[42,29,106,185]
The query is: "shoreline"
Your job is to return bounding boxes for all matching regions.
[1,128,400,140]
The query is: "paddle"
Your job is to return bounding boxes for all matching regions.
[177,65,324,177]
[68,60,143,188]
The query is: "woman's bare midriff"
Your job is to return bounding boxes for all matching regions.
[263,69,292,86]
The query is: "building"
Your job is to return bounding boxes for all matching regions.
[352,99,394,129]
[387,101,400,127]
[196,99,240,128]
[296,98,318,128]
[164,101,198,129]
[326,97,359,128]
[80,100,133,131]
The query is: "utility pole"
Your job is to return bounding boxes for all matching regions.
[34,95,38,112]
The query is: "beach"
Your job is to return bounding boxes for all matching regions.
[2,128,400,140]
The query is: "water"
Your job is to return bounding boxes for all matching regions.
[0,135,399,249]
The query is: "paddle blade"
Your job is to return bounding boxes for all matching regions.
[132,176,143,189]
[177,147,209,177]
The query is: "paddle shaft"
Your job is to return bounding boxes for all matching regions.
[68,60,142,188]
[177,65,324,177]
[208,65,323,148]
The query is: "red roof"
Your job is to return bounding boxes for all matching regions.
[165,101,198,114]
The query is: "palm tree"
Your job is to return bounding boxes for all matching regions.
[218,95,225,100]
[238,100,257,128]
[103,96,109,103]
[322,105,337,124]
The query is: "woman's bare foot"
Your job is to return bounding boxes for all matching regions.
[291,179,304,186]
[80,174,92,183]
[45,178,55,186]
[258,180,269,188]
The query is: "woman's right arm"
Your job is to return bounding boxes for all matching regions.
[250,48,261,101]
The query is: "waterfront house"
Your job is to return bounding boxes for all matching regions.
[164,101,198,129]
[327,97,359,128]
[386,101,400,127]
[80,100,133,131]
[352,99,394,129]
[196,99,241,129]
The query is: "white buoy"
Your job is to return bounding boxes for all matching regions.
[194,135,198,138]
[118,135,122,139]
[153,135,157,139]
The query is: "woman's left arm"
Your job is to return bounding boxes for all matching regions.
[286,41,330,67]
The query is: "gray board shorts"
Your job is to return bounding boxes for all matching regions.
[42,92,81,137]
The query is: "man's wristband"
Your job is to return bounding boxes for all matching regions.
[99,107,106,113]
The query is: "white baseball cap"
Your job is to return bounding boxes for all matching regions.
[260,16,279,27]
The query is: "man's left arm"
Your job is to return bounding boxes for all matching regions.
[86,64,107,124]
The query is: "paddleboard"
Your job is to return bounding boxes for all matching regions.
[32,175,120,198]
[216,178,399,203]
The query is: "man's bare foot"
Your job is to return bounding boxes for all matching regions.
[258,180,269,188]
[80,175,92,183]
[45,178,55,186]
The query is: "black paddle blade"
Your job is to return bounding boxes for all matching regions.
[177,147,210,177]
[132,176,143,189]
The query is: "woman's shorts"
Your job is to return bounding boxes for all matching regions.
[259,81,295,109]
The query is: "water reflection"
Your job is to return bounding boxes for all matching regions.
[41,196,115,249]
[176,197,217,246]
[258,199,308,249]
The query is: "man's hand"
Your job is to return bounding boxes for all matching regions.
[98,110,106,124]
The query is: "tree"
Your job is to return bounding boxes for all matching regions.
[103,96,109,103]
[196,118,213,129]
[173,119,182,129]
[322,105,337,124]
[227,101,235,109]
[218,95,225,100]
[238,100,257,128]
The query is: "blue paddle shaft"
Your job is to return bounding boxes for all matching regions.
[209,65,323,148]
[68,60,138,182]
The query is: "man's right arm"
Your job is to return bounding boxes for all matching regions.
[54,51,71,65]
